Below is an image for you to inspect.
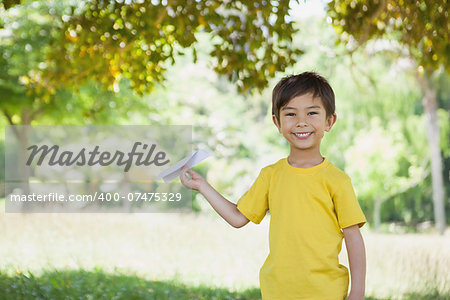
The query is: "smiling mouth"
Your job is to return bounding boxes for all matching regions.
[293,132,313,139]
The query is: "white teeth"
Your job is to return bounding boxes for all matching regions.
[294,132,311,137]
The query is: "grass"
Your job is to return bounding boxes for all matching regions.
[0,269,448,300]
[0,269,262,300]
[0,199,449,299]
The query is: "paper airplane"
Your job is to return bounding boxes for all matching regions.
[156,149,210,183]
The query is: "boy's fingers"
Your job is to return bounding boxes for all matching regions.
[180,166,192,179]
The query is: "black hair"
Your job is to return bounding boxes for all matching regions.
[272,72,335,122]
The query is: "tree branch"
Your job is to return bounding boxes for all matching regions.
[154,0,175,27]
[1,108,20,138]
[359,0,387,45]
[29,106,45,121]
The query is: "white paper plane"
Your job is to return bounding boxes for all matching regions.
[156,149,210,183]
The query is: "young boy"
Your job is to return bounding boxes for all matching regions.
[180,72,367,300]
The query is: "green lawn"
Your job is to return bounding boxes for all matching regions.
[1,269,448,300]
[0,269,262,300]
[0,199,449,299]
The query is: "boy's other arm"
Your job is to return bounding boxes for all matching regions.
[342,225,366,300]
[180,167,250,228]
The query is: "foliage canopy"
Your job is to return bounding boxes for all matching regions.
[327,0,449,73]
[22,0,303,95]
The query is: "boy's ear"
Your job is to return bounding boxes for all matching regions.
[325,113,337,132]
[272,115,281,133]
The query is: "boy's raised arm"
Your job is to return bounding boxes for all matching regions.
[180,167,250,228]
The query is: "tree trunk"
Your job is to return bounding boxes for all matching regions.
[374,198,381,232]
[4,109,33,212]
[420,73,446,235]
[17,125,31,195]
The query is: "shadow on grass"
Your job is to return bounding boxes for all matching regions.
[0,268,261,300]
[402,290,450,300]
[0,268,448,300]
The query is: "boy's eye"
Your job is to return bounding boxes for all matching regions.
[285,113,295,116]
[308,112,318,115]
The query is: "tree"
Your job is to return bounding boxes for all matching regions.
[0,1,150,196]
[17,0,302,95]
[327,0,449,234]
[344,117,430,230]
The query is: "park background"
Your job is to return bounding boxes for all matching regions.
[0,0,449,299]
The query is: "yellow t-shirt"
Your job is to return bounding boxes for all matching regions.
[237,157,366,300]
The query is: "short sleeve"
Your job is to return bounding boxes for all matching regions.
[236,168,270,224]
[333,178,366,229]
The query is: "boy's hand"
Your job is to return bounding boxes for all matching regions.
[180,166,206,191]
[179,166,249,228]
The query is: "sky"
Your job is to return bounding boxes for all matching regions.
[290,0,328,19]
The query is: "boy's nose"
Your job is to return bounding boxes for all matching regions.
[296,119,308,127]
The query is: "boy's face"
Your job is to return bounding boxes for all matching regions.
[273,93,336,154]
